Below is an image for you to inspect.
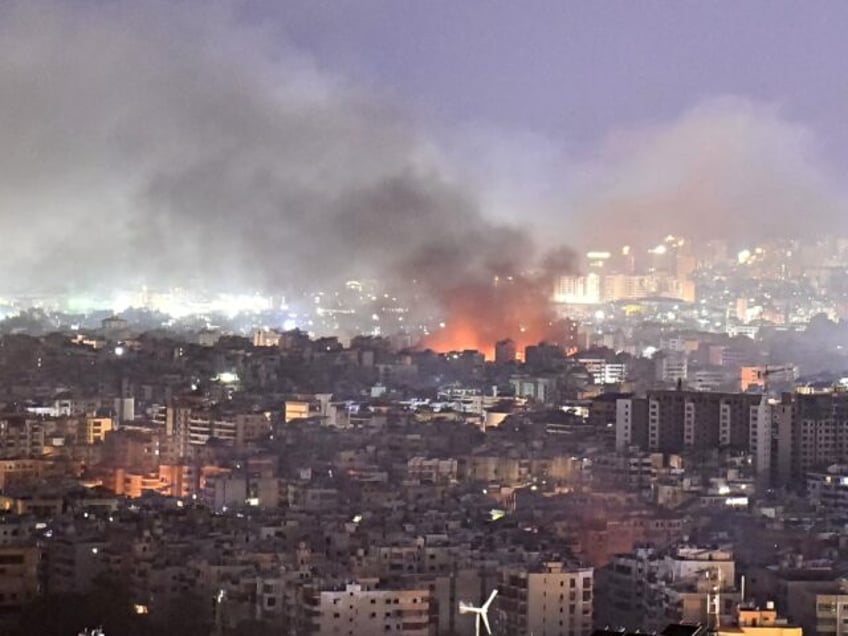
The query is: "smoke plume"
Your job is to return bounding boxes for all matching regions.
[421,246,578,356]
[0,2,536,295]
[571,97,848,250]
[2,3,845,356]
[0,1,575,353]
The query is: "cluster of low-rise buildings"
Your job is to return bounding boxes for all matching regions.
[0,309,848,635]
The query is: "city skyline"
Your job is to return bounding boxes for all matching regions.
[4,5,848,635]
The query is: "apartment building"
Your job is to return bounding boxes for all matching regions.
[500,562,593,636]
[298,581,431,636]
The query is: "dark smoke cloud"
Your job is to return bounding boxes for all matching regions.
[422,245,578,355]
[6,4,839,354]
[0,0,538,298]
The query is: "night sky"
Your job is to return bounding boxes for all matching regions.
[1,1,846,292]
[269,2,848,161]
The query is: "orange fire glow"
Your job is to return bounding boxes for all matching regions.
[420,277,563,359]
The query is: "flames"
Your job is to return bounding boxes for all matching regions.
[421,276,561,359]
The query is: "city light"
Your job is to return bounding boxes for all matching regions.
[215,372,239,384]
[0,3,842,635]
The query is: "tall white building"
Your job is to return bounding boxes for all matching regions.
[554,274,601,304]
[578,358,627,385]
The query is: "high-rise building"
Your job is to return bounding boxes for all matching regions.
[601,274,645,302]
[617,389,848,488]
[554,273,601,304]
[789,391,848,482]
[615,391,763,455]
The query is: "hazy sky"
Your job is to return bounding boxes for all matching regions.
[1,1,846,293]
[256,2,848,249]
[266,1,848,162]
